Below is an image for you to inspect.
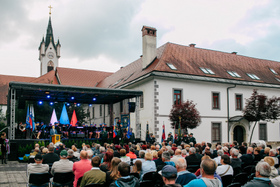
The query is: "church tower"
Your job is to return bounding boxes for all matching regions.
[38,6,61,76]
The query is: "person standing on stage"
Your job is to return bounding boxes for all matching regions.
[0,132,8,164]
[50,125,57,142]
[100,127,107,145]
[130,128,135,143]
[189,133,197,145]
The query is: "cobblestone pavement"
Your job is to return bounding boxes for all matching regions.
[0,161,28,187]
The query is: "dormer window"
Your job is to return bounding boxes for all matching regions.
[200,67,215,75]
[227,71,241,78]
[247,73,260,80]
[270,68,278,75]
[166,63,177,70]
[276,78,280,82]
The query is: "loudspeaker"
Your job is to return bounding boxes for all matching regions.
[18,98,25,109]
[128,102,136,113]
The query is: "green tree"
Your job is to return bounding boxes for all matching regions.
[243,90,280,144]
[169,100,201,136]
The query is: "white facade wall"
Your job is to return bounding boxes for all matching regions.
[41,43,59,76]
[129,76,280,143]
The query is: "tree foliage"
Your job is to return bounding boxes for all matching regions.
[243,89,280,143]
[169,100,201,131]
[243,89,280,122]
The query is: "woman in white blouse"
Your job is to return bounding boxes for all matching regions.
[216,154,234,177]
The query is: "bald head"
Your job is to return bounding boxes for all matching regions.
[247,147,253,154]
[80,150,88,159]
[175,149,182,155]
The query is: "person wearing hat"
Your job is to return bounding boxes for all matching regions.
[51,149,73,176]
[189,133,196,145]
[27,154,49,177]
[161,165,181,187]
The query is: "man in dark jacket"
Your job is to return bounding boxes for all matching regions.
[240,147,254,167]
[242,161,274,187]
[185,147,201,166]
[109,162,139,187]
[42,145,60,165]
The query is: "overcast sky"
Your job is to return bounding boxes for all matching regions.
[1,0,280,77]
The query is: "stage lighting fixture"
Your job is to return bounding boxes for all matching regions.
[89,104,92,107]
[38,101,43,105]
[71,97,74,100]
[47,95,51,98]
[50,102,54,105]
[67,103,70,106]
[77,103,80,106]
[93,97,96,101]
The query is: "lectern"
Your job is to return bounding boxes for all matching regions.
[51,134,61,144]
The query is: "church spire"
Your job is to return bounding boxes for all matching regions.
[45,14,55,49]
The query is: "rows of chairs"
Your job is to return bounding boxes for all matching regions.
[221,165,256,187]
[28,172,74,187]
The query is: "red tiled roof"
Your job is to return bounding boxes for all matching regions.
[56,67,113,87]
[0,75,36,105]
[98,42,280,88]
[30,70,59,84]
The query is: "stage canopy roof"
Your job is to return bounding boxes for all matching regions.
[9,82,143,104]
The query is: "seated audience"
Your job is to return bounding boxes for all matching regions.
[42,145,60,165]
[67,149,79,162]
[126,148,137,159]
[161,165,181,187]
[230,148,242,176]
[80,156,106,187]
[171,149,183,163]
[240,146,254,167]
[185,147,201,166]
[131,160,142,177]
[120,149,130,164]
[140,152,156,177]
[109,162,140,187]
[175,158,196,186]
[105,157,121,186]
[213,150,223,166]
[242,161,274,187]
[100,151,114,172]
[185,159,222,187]
[51,150,74,176]
[216,154,233,177]
[73,150,92,187]
[263,156,279,178]
[27,154,49,177]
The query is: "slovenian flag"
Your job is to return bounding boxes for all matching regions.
[162,124,166,142]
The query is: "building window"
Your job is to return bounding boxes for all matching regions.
[212,92,220,109]
[92,107,95,118]
[174,90,182,105]
[270,68,278,75]
[259,123,267,141]
[227,71,241,78]
[120,101,123,113]
[166,63,177,70]
[247,73,260,80]
[99,105,102,116]
[140,95,144,108]
[200,67,215,75]
[212,123,221,142]
[236,94,242,111]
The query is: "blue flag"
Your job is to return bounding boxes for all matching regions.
[26,105,30,129]
[126,120,132,139]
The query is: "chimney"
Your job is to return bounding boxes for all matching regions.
[142,26,157,69]
[189,43,196,47]
[231,52,237,55]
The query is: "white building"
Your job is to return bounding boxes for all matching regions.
[97,26,280,144]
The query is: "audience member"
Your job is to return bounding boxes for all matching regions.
[126,148,137,159]
[185,147,201,166]
[42,145,60,165]
[109,162,140,187]
[240,146,254,167]
[80,156,106,187]
[161,165,181,187]
[175,158,196,186]
[67,149,79,162]
[51,150,74,176]
[242,161,274,187]
[263,156,279,178]
[105,157,121,186]
[213,150,223,166]
[100,151,114,172]
[170,149,183,163]
[120,149,130,164]
[27,154,49,177]
[216,155,233,177]
[185,159,222,187]
[73,150,92,187]
[140,152,156,177]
